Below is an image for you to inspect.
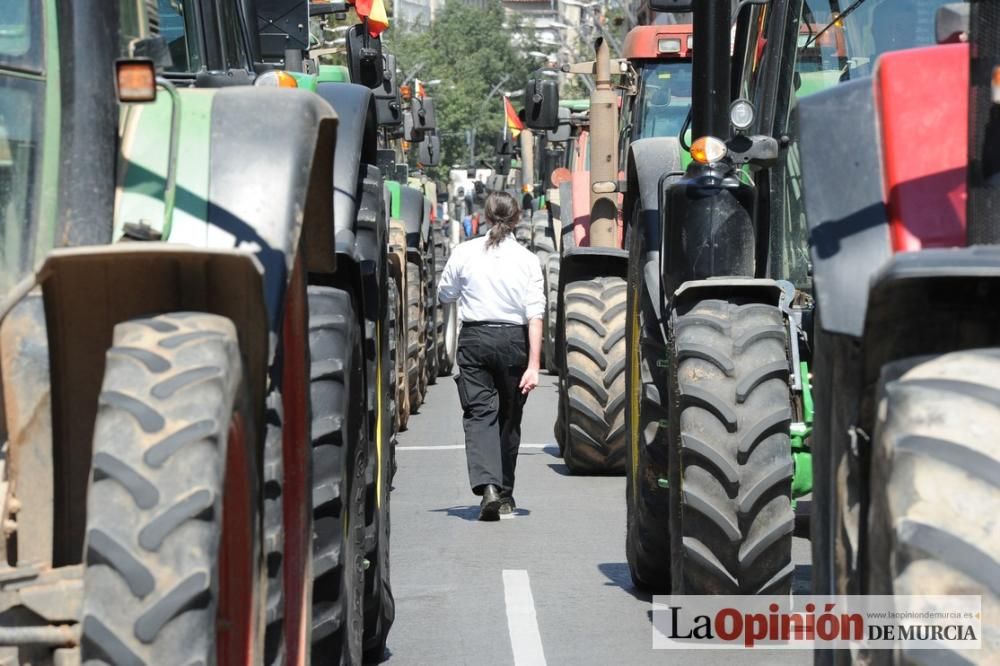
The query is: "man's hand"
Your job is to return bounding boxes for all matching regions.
[519,366,539,395]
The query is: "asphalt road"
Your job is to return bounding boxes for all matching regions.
[385,372,813,665]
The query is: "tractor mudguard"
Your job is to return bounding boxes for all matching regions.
[115,88,338,299]
[671,277,788,313]
[626,137,683,242]
[206,88,337,325]
[554,247,629,359]
[314,82,380,258]
[861,246,1000,386]
[559,246,629,288]
[400,186,425,247]
[797,78,892,339]
[24,245,270,562]
[626,137,683,340]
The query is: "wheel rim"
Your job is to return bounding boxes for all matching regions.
[218,413,256,664]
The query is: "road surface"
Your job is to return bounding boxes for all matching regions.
[385,372,812,665]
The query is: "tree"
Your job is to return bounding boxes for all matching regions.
[388,0,538,177]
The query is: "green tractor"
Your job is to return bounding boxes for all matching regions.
[0,0,336,663]
[528,0,815,593]
[0,0,392,662]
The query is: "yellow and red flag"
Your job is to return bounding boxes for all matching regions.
[349,0,389,37]
[504,95,524,138]
[415,79,426,99]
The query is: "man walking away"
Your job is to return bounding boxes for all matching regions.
[438,192,545,520]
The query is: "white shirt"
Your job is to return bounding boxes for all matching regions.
[438,235,545,324]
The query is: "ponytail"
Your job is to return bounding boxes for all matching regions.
[483,191,521,249]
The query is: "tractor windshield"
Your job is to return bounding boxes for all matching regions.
[798,0,958,89]
[634,61,692,140]
[0,0,44,292]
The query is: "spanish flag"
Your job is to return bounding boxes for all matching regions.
[349,0,389,37]
[504,95,524,139]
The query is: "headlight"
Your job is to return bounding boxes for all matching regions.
[658,38,681,54]
[729,99,755,131]
[255,70,298,88]
[690,136,728,165]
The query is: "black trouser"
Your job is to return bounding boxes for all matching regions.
[455,323,529,495]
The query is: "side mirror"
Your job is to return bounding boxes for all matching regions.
[345,23,384,88]
[375,53,403,127]
[495,133,515,156]
[412,96,437,132]
[546,106,572,142]
[523,77,559,131]
[648,0,694,11]
[418,133,441,167]
[404,110,425,143]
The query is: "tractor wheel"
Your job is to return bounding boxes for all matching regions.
[390,275,411,431]
[515,219,532,247]
[308,287,367,664]
[544,254,560,375]
[406,260,426,411]
[362,306,395,663]
[81,313,264,665]
[433,228,451,374]
[386,276,404,434]
[387,278,400,437]
[263,390,285,665]
[533,249,550,369]
[625,228,671,592]
[866,350,1000,665]
[531,211,555,256]
[424,279,439,387]
[559,276,628,474]
[668,299,794,594]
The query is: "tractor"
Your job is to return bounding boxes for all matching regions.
[526,41,631,475]
[530,22,695,475]
[530,0,819,594]
[796,0,999,661]
[0,0,349,663]
[231,1,407,658]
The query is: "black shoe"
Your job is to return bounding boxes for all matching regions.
[499,491,516,515]
[479,485,502,521]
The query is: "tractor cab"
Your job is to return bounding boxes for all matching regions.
[621,24,693,144]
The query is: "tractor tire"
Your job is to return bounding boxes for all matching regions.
[866,350,1000,665]
[81,313,264,665]
[434,230,453,375]
[362,302,395,663]
[387,278,400,437]
[390,276,410,431]
[625,230,671,592]
[307,287,367,664]
[515,219,532,247]
[544,254,560,375]
[668,299,794,595]
[424,278,439,387]
[559,276,628,474]
[263,390,285,665]
[531,210,555,255]
[406,260,426,411]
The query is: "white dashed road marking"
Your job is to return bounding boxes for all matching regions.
[502,569,547,666]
